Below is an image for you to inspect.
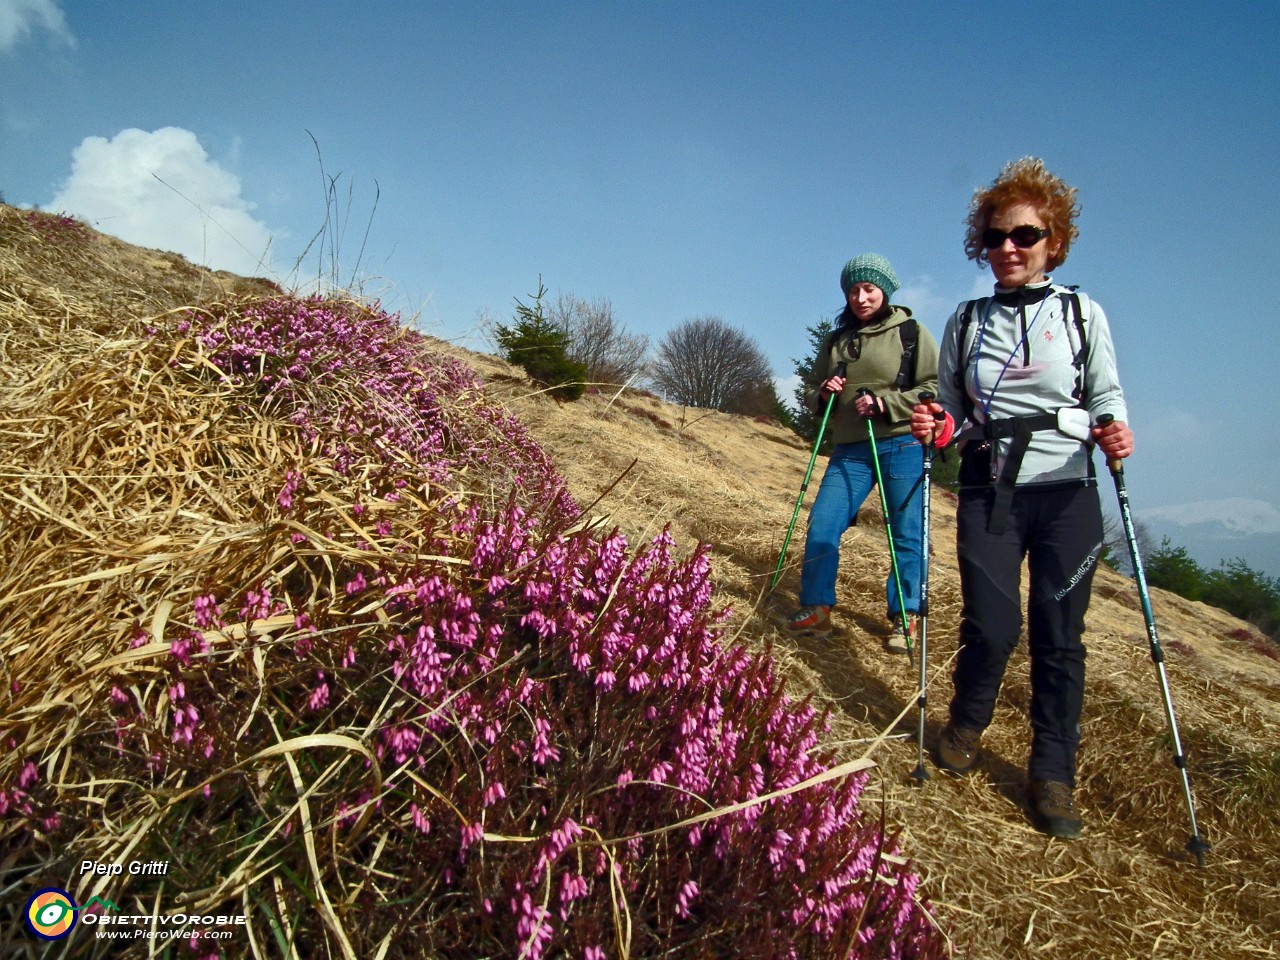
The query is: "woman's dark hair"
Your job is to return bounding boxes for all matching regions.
[835,302,892,330]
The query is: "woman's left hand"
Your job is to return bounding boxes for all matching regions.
[1093,419,1134,459]
[853,393,884,418]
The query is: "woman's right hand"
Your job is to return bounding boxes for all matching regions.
[910,401,948,443]
[820,375,846,401]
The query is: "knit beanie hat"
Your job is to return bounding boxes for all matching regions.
[840,253,900,300]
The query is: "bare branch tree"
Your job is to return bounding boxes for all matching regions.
[649,315,778,416]
[548,293,649,385]
[1103,510,1155,575]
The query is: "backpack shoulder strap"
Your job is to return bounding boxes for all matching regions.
[894,317,919,389]
[953,299,983,420]
[1059,288,1088,404]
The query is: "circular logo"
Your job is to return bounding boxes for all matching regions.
[25,887,78,940]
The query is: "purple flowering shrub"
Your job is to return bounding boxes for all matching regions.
[23,209,93,245]
[174,295,576,514]
[2,295,947,958]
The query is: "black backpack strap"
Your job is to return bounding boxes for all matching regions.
[954,299,982,423]
[979,413,1059,534]
[894,317,919,389]
[1060,289,1087,405]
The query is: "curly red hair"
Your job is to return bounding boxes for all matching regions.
[964,157,1080,272]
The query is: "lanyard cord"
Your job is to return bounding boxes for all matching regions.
[972,293,1051,418]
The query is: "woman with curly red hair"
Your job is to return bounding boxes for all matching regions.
[911,158,1133,839]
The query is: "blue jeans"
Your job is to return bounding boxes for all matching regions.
[798,434,924,616]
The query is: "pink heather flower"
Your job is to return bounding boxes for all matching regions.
[675,879,700,919]
[307,673,330,712]
[192,593,221,629]
[277,469,301,511]
[531,717,560,766]
[130,622,150,648]
[583,948,606,960]
[110,686,129,705]
[459,821,484,852]
[169,635,192,666]
[557,872,590,919]
[410,803,431,835]
[344,572,367,596]
[239,586,275,621]
[17,761,38,791]
[172,703,199,745]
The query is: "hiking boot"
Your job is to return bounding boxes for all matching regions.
[1031,780,1083,840]
[883,615,916,655]
[934,722,982,774]
[785,604,832,636]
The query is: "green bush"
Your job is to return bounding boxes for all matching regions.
[1144,537,1205,601]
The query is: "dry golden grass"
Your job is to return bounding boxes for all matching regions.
[431,306,1280,960]
[1,203,1277,958]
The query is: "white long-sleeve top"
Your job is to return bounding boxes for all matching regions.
[937,279,1128,487]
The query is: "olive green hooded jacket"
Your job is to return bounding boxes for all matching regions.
[804,305,940,446]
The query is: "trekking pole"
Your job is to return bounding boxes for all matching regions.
[770,362,847,591]
[910,393,945,783]
[1096,413,1209,866]
[856,389,913,657]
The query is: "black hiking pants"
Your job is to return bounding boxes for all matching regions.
[951,482,1104,786]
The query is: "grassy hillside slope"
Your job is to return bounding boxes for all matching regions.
[2,205,1277,958]
[433,291,1280,960]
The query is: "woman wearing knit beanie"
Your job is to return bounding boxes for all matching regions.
[786,253,939,654]
[909,158,1133,840]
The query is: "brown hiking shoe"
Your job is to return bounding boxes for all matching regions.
[934,722,982,774]
[884,615,916,655]
[1031,780,1083,839]
[785,604,832,636]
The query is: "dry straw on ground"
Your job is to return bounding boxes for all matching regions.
[2,205,1278,958]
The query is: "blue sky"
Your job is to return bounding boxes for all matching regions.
[4,1,1278,574]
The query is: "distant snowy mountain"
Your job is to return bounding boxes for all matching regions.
[1137,498,1280,577]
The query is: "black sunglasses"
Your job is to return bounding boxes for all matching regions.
[981,225,1050,249]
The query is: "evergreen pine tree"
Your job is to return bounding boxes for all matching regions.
[790,316,836,447]
[495,279,588,401]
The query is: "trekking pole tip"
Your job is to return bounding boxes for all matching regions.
[1188,834,1210,867]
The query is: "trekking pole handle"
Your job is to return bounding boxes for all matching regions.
[919,391,944,446]
[919,391,945,421]
[823,361,848,407]
[855,387,877,421]
[1096,413,1123,474]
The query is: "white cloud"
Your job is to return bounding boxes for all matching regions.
[775,373,802,411]
[896,274,953,325]
[0,0,74,53]
[48,127,278,277]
